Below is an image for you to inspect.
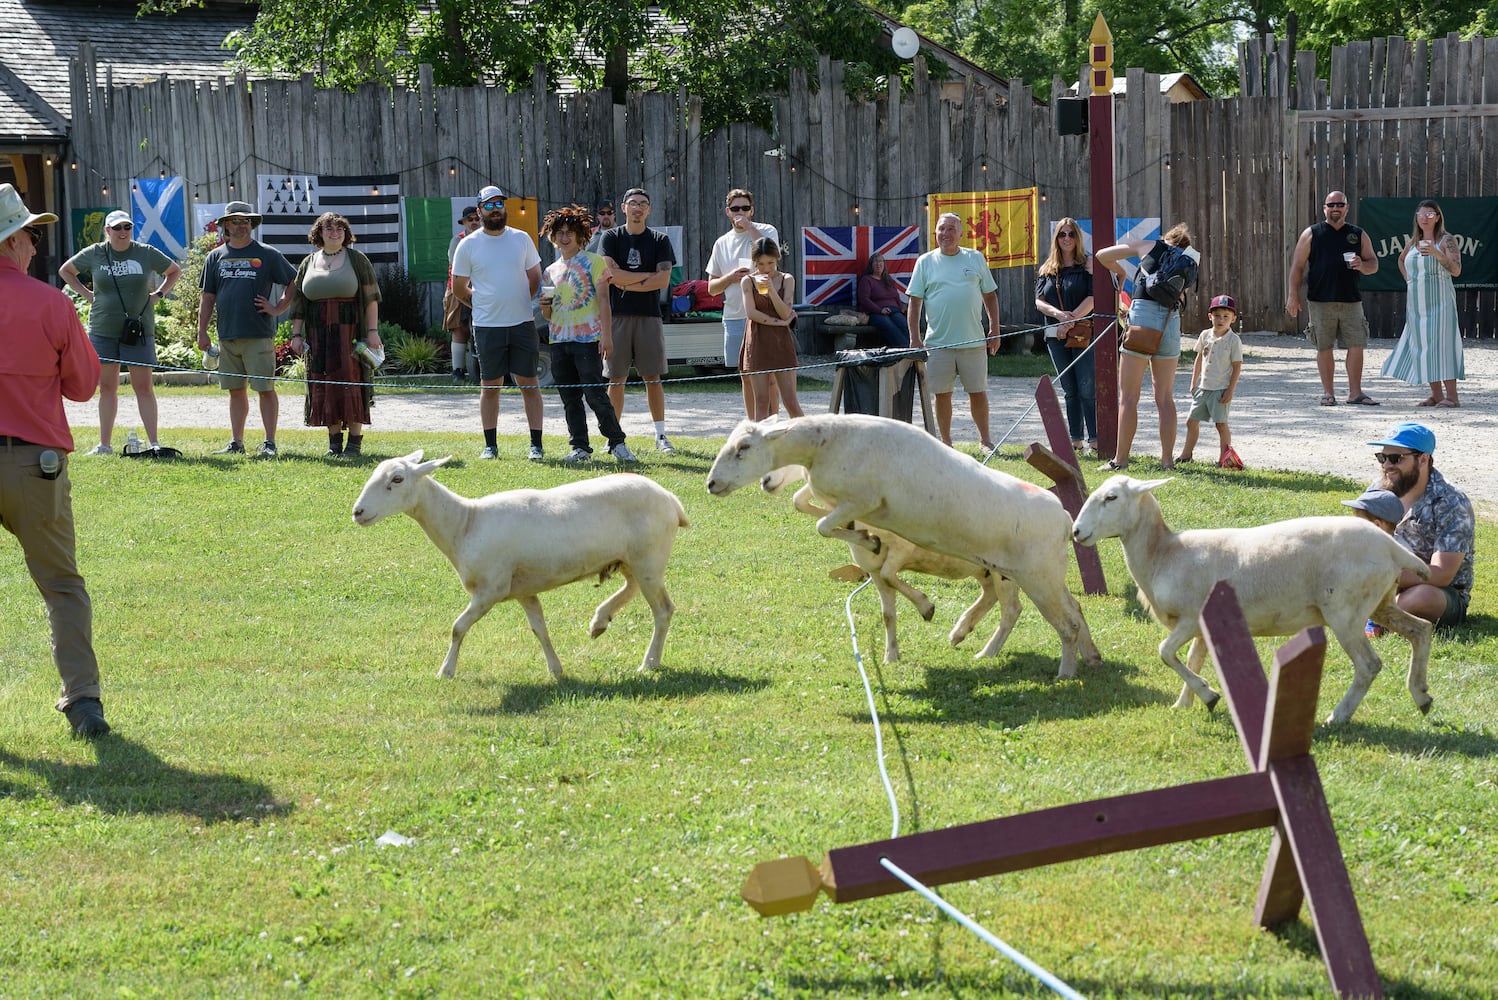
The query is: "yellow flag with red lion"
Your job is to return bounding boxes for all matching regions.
[926,187,1038,268]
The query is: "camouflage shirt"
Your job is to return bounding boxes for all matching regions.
[1395,468,1475,594]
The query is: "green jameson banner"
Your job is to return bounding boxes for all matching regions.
[1358,196,1498,291]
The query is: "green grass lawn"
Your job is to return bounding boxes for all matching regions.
[2,432,1494,998]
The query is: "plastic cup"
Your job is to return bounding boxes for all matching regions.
[539,284,555,305]
[1343,251,1358,265]
[738,257,752,272]
[1419,240,1432,252]
[752,274,771,293]
[202,344,220,371]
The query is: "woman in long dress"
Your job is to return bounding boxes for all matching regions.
[1383,199,1464,407]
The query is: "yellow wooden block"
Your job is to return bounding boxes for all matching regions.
[741,856,825,916]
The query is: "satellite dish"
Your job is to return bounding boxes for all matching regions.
[891,27,919,60]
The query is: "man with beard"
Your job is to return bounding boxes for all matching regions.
[452,185,544,460]
[1286,190,1380,406]
[1367,421,1474,627]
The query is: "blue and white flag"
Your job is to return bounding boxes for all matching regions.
[1069,217,1160,295]
[132,176,189,259]
[257,173,402,264]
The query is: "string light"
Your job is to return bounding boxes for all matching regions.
[852,205,861,215]
[101,185,109,196]
[448,160,456,177]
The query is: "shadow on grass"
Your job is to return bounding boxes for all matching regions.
[475,666,770,715]
[1318,714,1498,757]
[0,737,291,824]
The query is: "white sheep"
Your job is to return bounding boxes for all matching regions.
[1072,475,1434,725]
[352,450,688,679]
[761,465,1022,664]
[707,416,1100,678]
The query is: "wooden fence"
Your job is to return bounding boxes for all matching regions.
[66,35,1497,339]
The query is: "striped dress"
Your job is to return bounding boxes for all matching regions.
[1383,239,1464,384]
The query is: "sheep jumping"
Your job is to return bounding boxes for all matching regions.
[352,450,688,679]
[707,416,1100,678]
[762,465,1022,664]
[1072,475,1434,725]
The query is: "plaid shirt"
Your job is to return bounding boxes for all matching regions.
[1396,468,1475,594]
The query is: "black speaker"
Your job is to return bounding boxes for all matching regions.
[1055,97,1088,136]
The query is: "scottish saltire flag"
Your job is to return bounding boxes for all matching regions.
[1071,217,1160,294]
[927,187,1037,268]
[799,226,920,307]
[257,174,402,264]
[132,176,189,259]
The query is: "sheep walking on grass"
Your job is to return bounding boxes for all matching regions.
[762,464,1022,664]
[1072,475,1435,725]
[707,416,1101,678]
[353,451,688,679]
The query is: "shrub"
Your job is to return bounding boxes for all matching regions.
[376,262,428,337]
[159,235,218,339]
[155,340,199,372]
[389,335,444,374]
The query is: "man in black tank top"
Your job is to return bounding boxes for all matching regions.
[1286,190,1380,406]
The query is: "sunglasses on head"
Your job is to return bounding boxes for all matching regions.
[480,198,505,210]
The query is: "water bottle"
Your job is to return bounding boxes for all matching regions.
[124,430,142,456]
[203,344,220,371]
[39,450,61,481]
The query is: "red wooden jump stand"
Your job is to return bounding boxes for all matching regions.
[1023,374,1106,596]
[741,582,1382,999]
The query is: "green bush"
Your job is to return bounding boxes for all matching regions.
[389,334,444,374]
[375,262,428,337]
[158,235,218,339]
[155,340,199,372]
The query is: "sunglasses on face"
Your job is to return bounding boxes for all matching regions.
[1057,231,1076,239]
[109,223,133,232]
[1374,452,1415,464]
[480,198,505,210]
[729,204,752,212]
[1324,201,1347,208]
[1416,210,1438,217]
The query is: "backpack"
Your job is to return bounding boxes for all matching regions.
[1136,241,1201,311]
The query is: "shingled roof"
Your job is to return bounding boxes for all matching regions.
[0,0,254,142]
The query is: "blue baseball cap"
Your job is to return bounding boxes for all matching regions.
[1366,421,1436,454]
[1342,488,1405,525]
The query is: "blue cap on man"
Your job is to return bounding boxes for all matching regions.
[1366,421,1436,454]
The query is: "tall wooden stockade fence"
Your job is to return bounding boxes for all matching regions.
[67,34,1497,339]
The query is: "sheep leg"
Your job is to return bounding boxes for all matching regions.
[951,572,1000,646]
[1323,619,1388,726]
[1161,624,1220,710]
[1014,572,1098,679]
[589,577,640,639]
[633,573,675,672]
[1173,638,1207,708]
[1372,596,1434,716]
[867,573,904,664]
[970,577,1022,658]
[813,501,880,553]
[440,588,506,678]
[516,595,565,679]
[878,565,937,622]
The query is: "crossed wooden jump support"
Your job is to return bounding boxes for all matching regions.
[742,582,1383,999]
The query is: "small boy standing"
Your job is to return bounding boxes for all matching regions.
[1178,293,1244,468]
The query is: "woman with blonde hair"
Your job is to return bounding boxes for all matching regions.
[1034,218,1096,452]
[1383,199,1464,407]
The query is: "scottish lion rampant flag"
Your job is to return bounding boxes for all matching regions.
[927,187,1037,268]
[257,174,402,264]
[799,226,920,307]
[131,176,189,259]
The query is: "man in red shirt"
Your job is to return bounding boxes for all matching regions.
[0,183,109,738]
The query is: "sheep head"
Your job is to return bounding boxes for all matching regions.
[706,419,790,496]
[352,449,452,526]
[1073,475,1172,546]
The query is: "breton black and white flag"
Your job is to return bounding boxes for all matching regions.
[256,174,403,264]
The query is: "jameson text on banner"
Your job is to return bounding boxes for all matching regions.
[1358,197,1498,291]
[927,187,1038,269]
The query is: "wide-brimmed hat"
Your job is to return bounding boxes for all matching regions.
[1341,487,1405,525]
[0,182,58,243]
[218,200,263,226]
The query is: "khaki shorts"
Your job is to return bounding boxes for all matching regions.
[605,314,667,379]
[1307,301,1368,351]
[1188,386,1232,423]
[218,337,277,392]
[926,346,989,394]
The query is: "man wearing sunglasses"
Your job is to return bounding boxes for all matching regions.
[451,185,545,460]
[444,205,481,382]
[705,189,780,417]
[584,202,614,253]
[1366,421,1474,628]
[1286,189,1380,406]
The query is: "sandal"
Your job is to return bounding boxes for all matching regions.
[1417,397,1441,407]
[1347,394,1381,406]
[1099,459,1129,472]
[1319,394,1337,406]
[1435,399,1460,408]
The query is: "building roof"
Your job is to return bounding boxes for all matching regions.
[0,0,253,142]
[1067,71,1210,102]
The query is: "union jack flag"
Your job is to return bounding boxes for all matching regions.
[799,226,921,307]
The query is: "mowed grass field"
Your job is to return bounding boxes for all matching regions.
[1,429,1494,999]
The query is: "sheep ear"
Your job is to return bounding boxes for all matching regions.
[759,422,792,442]
[413,456,450,477]
[405,448,425,463]
[1137,477,1174,492]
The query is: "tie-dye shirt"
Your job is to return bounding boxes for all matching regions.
[543,251,610,344]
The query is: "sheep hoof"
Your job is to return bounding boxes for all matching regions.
[1202,691,1221,712]
[589,620,608,639]
[1418,697,1433,716]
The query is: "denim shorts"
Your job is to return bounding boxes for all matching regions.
[1123,299,1182,359]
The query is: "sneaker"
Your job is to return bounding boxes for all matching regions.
[479,445,499,460]
[216,440,245,455]
[562,447,593,464]
[63,698,110,739]
[608,442,638,463]
[257,441,278,459]
[1366,620,1386,639]
[527,444,545,462]
[86,443,113,456]
[452,369,467,383]
[655,435,675,455]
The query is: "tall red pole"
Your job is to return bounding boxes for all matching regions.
[1088,16,1119,461]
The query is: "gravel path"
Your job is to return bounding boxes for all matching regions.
[68,332,1498,507]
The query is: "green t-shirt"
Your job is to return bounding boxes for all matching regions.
[906,247,997,349]
[65,241,175,338]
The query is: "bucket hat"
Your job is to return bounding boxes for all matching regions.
[0,183,58,243]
